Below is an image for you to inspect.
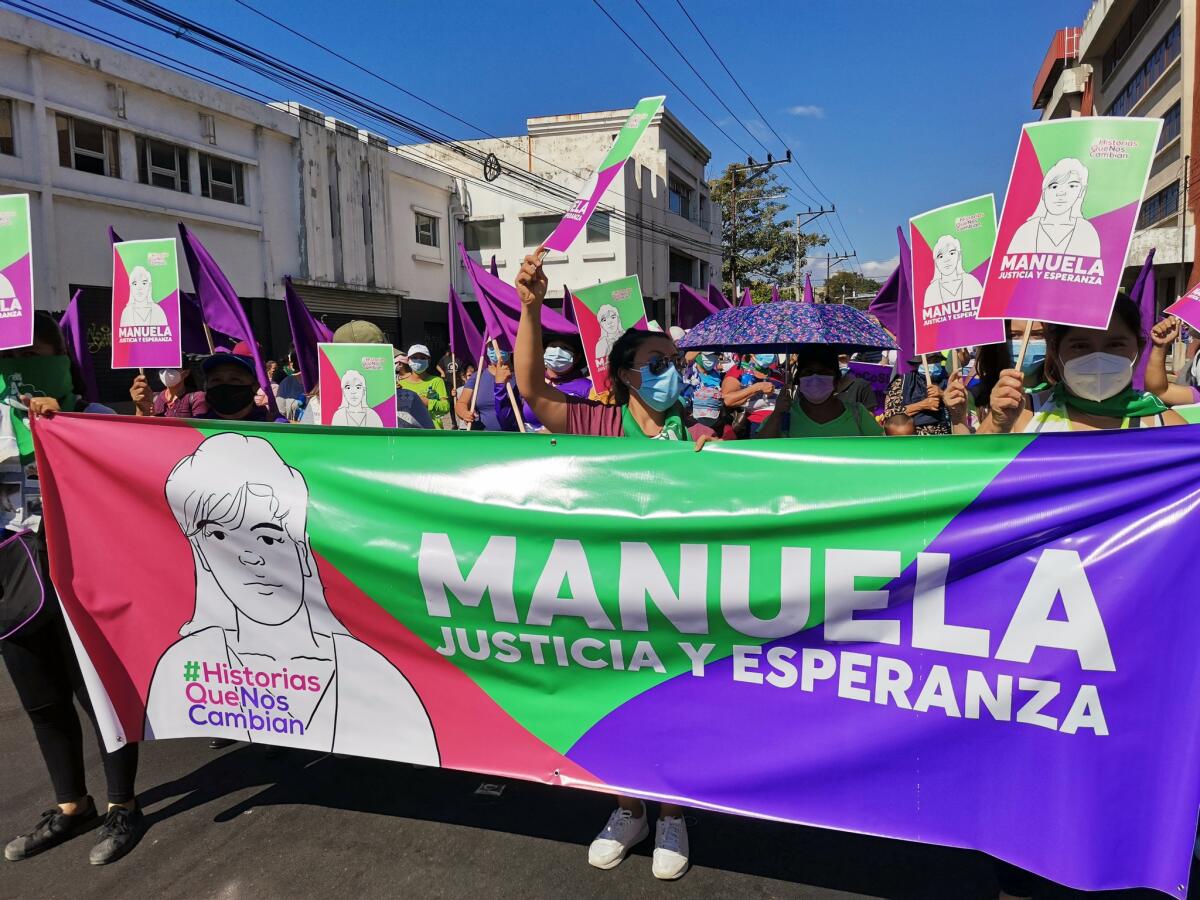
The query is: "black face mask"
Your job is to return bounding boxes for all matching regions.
[206,383,256,417]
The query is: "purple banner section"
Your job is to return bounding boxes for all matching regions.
[568,428,1200,895]
[847,361,891,415]
[0,252,33,351]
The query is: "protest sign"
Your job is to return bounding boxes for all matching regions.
[111,238,182,369]
[909,195,1005,354]
[570,275,648,395]
[847,361,891,415]
[0,194,33,351]
[317,342,397,428]
[542,96,665,253]
[34,413,1200,896]
[1165,283,1200,332]
[979,117,1161,329]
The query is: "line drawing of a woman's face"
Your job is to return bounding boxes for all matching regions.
[597,303,622,337]
[933,235,963,278]
[341,370,367,408]
[129,266,153,306]
[1040,159,1087,218]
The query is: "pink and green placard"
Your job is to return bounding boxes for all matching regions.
[0,194,34,351]
[570,275,648,396]
[317,342,398,429]
[910,194,1005,355]
[542,96,665,254]
[111,238,182,369]
[978,117,1161,329]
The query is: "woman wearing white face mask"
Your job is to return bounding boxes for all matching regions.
[755,345,883,438]
[981,293,1185,433]
[129,357,207,418]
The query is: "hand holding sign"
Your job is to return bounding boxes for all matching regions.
[987,369,1027,433]
[1150,316,1179,348]
[944,371,969,425]
[516,251,547,309]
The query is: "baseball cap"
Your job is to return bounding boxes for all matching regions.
[201,351,256,377]
[669,325,687,341]
[332,320,385,344]
[406,343,431,358]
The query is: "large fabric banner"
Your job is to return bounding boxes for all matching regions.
[33,415,1200,896]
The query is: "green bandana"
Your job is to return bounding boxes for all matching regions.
[621,404,688,441]
[1053,382,1168,421]
[0,357,78,465]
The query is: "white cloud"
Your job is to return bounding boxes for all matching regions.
[860,255,899,278]
[786,105,824,118]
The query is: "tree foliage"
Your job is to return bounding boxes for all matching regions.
[708,163,826,301]
[822,271,882,310]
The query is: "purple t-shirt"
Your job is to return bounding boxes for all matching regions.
[153,390,208,418]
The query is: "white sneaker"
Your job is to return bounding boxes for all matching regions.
[652,815,689,880]
[587,807,648,870]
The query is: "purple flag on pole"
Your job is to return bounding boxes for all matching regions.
[561,288,576,327]
[490,255,499,278]
[1131,249,1156,391]
[803,273,815,304]
[677,284,718,329]
[707,283,732,311]
[178,223,279,419]
[448,285,484,367]
[284,276,333,395]
[770,285,781,303]
[739,287,752,307]
[868,228,915,366]
[58,290,99,403]
[459,244,576,349]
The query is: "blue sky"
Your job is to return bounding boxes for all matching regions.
[55,0,1091,282]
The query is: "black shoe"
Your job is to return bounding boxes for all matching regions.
[4,798,97,861]
[209,738,236,750]
[88,806,144,866]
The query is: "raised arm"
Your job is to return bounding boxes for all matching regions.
[1145,317,1197,406]
[515,250,568,434]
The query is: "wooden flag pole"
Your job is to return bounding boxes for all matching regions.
[921,353,932,388]
[202,323,216,354]
[1013,320,1034,371]
[492,338,528,433]
[468,342,487,416]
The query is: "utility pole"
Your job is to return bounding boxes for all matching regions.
[728,151,791,297]
[823,251,858,301]
[794,206,835,300]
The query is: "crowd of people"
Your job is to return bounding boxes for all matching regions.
[1,243,1197,892]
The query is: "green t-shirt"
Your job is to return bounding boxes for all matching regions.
[398,374,450,428]
[786,401,882,438]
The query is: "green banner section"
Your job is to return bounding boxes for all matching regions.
[0,193,31,271]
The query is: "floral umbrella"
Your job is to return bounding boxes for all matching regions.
[676,301,898,354]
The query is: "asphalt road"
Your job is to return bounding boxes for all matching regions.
[0,670,1187,900]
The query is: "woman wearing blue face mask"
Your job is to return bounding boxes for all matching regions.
[756,345,883,438]
[397,343,450,429]
[515,251,714,881]
[721,353,783,437]
[499,338,593,433]
[455,345,518,432]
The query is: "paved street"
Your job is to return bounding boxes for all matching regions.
[0,672,1185,900]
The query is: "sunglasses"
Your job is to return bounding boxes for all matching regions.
[643,353,682,376]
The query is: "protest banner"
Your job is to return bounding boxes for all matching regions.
[541,96,664,253]
[34,413,1200,895]
[317,342,397,428]
[111,238,182,369]
[0,194,34,351]
[1165,283,1200,332]
[570,275,648,395]
[909,195,1005,355]
[847,361,891,415]
[978,117,1161,329]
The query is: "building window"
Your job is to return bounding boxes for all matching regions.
[1137,181,1179,229]
[136,136,190,192]
[522,214,558,247]
[669,176,694,221]
[586,211,610,243]
[1106,18,1181,118]
[463,219,501,251]
[699,195,708,229]
[669,250,695,286]
[199,153,244,204]
[0,98,13,156]
[56,114,120,177]
[1160,101,1181,148]
[415,211,439,248]
[1102,0,1167,82]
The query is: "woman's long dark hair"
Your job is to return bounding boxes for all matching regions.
[608,329,666,407]
[1044,292,1143,384]
[974,341,1013,411]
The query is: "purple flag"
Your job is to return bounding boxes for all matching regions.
[1131,249,1156,391]
[868,229,916,366]
[448,285,484,368]
[677,284,718,330]
[770,285,781,303]
[58,290,99,403]
[803,273,815,304]
[708,283,732,311]
[490,255,499,278]
[561,287,576,327]
[178,223,279,419]
[459,244,576,350]
[284,276,333,395]
[739,287,752,307]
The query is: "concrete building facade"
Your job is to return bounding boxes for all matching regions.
[409,105,721,327]
[1031,0,1198,306]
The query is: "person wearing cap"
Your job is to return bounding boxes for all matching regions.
[397,343,450,429]
[129,355,208,418]
[198,352,270,422]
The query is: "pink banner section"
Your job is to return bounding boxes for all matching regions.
[1165,284,1200,332]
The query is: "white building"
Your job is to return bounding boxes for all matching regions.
[409,105,721,326]
[0,9,457,400]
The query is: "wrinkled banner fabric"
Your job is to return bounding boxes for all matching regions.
[33,414,1200,895]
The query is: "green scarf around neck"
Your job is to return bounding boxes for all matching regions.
[1052,382,1168,420]
[621,403,688,441]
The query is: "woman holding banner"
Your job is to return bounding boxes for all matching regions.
[981,294,1185,433]
[514,249,713,882]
